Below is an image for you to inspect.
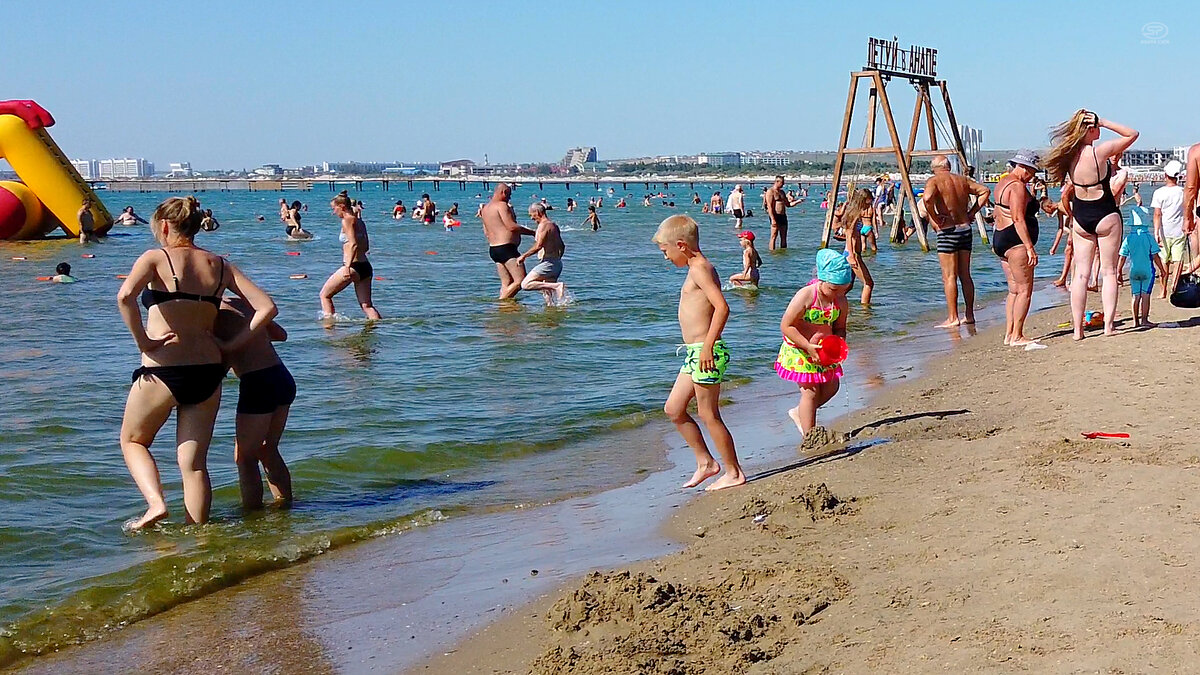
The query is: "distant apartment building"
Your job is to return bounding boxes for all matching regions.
[1121,148,1176,168]
[319,159,408,172]
[98,158,154,179]
[71,159,99,179]
[167,162,193,177]
[740,152,795,167]
[562,146,598,171]
[254,164,283,177]
[697,152,742,167]
[439,159,476,176]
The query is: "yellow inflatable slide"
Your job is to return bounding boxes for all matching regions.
[0,100,112,240]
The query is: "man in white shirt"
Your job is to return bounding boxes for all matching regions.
[1152,160,1187,298]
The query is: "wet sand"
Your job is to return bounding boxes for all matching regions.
[414,291,1200,674]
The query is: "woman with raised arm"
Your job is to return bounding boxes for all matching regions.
[116,196,277,530]
[1044,110,1138,338]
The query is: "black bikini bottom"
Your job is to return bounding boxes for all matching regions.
[1071,196,1119,235]
[993,223,1040,259]
[237,363,297,415]
[349,260,373,279]
[132,363,227,406]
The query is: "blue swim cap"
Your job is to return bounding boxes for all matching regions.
[816,248,853,285]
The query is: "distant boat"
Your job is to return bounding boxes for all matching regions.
[92,183,109,190]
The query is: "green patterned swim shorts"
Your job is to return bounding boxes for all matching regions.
[678,340,730,385]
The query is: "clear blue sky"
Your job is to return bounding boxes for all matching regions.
[4,1,1195,169]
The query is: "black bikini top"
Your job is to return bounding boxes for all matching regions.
[140,248,224,309]
[995,181,1040,225]
[1069,147,1112,190]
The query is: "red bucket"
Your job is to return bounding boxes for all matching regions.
[816,335,849,366]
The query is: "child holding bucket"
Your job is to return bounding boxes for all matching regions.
[775,249,851,439]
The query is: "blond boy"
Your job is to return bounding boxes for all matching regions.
[652,215,745,491]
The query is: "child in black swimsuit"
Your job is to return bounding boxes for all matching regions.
[215,298,294,509]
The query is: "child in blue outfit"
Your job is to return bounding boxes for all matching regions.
[1120,191,1167,327]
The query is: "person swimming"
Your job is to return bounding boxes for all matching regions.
[51,262,76,283]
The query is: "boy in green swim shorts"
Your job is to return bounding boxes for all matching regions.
[653,215,745,491]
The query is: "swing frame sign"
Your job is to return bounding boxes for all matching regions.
[866,36,937,81]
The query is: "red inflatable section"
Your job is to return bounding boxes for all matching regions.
[0,184,27,240]
[0,100,54,130]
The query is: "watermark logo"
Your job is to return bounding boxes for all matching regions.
[1141,22,1169,44]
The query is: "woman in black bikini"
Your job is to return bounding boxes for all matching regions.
[992,150,1041,346]
[319,191,383,321]
[116,196,278,531]
[1044,110,1138,339]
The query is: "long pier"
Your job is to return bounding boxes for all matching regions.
[95,174,1171,195]
[97,177,855,194]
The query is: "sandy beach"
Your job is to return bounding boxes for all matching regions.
[412,292,1200,674]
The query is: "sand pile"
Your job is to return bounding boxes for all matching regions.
[530,484,851,675]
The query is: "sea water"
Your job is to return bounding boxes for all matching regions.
[0,181,1046,662]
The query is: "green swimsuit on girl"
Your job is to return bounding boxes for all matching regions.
[774,250,852,384]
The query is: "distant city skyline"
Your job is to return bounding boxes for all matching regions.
[6,1,1194,171]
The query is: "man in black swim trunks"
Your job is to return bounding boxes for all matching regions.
[481,183,536,299]
[765,175,799,251]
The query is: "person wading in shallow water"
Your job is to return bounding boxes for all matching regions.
[764,175,801,251]
[921,155,991,328]
[319,192,382,321]
[480,183,536,300]
[116,196,277,530]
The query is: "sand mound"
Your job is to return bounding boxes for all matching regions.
[532,555,847,674]
[799,425,838,450]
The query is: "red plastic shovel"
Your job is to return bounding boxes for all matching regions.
[1081,432,1130,440]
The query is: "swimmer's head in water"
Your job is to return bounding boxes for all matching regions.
[123,206,134,214]
[56,262,71,276]
[153,195,205,239]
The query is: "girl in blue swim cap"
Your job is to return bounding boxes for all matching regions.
[774,249,852,440]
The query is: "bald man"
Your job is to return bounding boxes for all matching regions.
[481,183,537,299]
[921,155,991,327]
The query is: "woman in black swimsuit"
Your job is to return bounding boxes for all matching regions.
[319,191,383,321]
[992,151,1041,346]
[116,196,278,531]
[1044,110,1138,339]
